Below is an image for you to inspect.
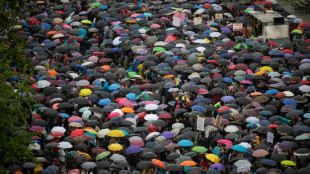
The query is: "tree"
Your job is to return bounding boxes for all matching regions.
[0,1,35,173]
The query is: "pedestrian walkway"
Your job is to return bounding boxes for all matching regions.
[278,0,310,22]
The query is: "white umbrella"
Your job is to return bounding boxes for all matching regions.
[146,132,160,141]
[111,109,124,116]
[239,142,252,149]
[299,85,310,92]
[154,41,167,47]
[245,117,260,123]
[34,65,46,71]
[68,73,78,79]
[97,129,110,138]
[283,91,294,97]
[76,79,90,87]
[196,46,206,53]
[51,126,66,133]
[58,141,73,149]
[81,61,94,66]
[81,162,97,169]
[193,39,207,44]
[28,143,41,150]
[171,129,180,136]
[188,73,201,80]
[144,114,159,121]
[194,8,205,14]
[175,43,186,48]
[110,154,126,161]
[210,32,221,37]
[145,104,159,111]
[172,123,185,130]
[129,136,143,142]
[234,160,252,166]
[113,37,122,45]
[35,80,51,88]
[138,28,147,34]
[224,125,239,133]
[51,33,64,39]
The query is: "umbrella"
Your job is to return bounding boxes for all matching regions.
[261,159,277,166]
[205,154,220,163]
[137,161,154,170]
[96,151,110,160]
[180,161,197,166]
[232,145,247,152]
[281,160,296,166]
[192,146,208,153]
[81,162,97,169]
[108,143,123,151]
[252,149,268,157]
[210,163,225,171]
[151,159,166,168]
[125,145,141,154]
[177,140,194,147]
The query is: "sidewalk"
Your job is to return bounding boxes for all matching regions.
[277,0,310,22]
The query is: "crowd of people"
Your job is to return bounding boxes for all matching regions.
[5,0,310,173]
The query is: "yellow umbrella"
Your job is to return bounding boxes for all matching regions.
[281,160,296,166]
[121,107,135,113]
[76,152,91,160]
[205,154,220,163]
[81,20,92,24]
[126,19,136,23]
[203,38,211,43]
[84,128,98,135]
[108,143,123,151]
[260,66,273,72]
[107,130,125,137]
[80,88,92,96]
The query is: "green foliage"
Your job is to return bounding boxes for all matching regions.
[0,25,35,174]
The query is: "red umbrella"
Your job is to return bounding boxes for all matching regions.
[267,41,278,47]
[263,1,274,4]
[234,63,248,70]
[68,116,83,122]
[207,60,218,64]
[299,22,310,27]
[107,112,121,119]
[27,17,40,24]
[224,41,236,48]
[68,36,83,43]
[203,3,212,8]
[130,140,145,147]
[269,124,279,129]
[70,129,84,137]
[50,132,64,137]
[281,49,293,54]
[159,113,173,119]
[218,106,230,113]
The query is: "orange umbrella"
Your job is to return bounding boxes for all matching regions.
[101,65,110,71]
[52,103,59,110]
[250,92,262,96]
[47,70,58,77]
[254,71,264,75]
[163,74,175,78]
[46,31,58,36]
[180,160,197,166]
[121,107,135,113]
[151,159,166,168]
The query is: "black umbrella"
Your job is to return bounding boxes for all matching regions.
[137,161,154,170]
[21,162,37,168]
[270,154,286,163]
[167,164,183,172]
[72,97,90,105]
[166,152,181,160]
[151,120,167,127]
[152,144,165,153]
[57,102,74,109]
[142,151,157,159]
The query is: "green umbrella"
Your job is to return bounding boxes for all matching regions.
[245,8,254,13]
[291,29,302,34]
[153,47,166,52]
[138,94,152,101]
[234,75,245,82]
[65,151,79,158]
[225,133,239,140]
[33,104,45,109]
[128,72,138,78]
[96,151,110,160]
[131,85,141,90]
[295,134,310,140]
[234,43,249,50]
[90,2,102,7]
[142,27,150,31]
[192,146,208,153]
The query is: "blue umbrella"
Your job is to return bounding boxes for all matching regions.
[265,89,279,95]
[268,50,284,56]
[40,23,51,28]
[232,145,247,152]
[99,5,108,9]
[125,145,141,154]
[223,77,233,83]
[283,99,297,106]
[59,113,70,118]
[137,14,146,18]
[191,105,206,113]
[126,93,137,101]
[298,125,310,132]
[78,28,87,35]
[261,159,276,166]
[210,22,219,26]
[75,65,87,71]
[258,120,271,126]
[221,96,235,103]
[98,98,111,106]
[108,84,120,90]
[145,141,156,148]
[177,140,194,147]
[143,13,152,17]
[259,111,273,116]
[303,113,310,118]
[247,123,260,128]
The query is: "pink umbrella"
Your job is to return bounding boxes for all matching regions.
[240,80,252,84]
[246,69,253,74]
[160,17,170,21]
[217,139,233,144]
[88,56,99,63]
[72,52,83,57]
[30,126,44,132]
[150,24,161,29]
[111,21,122,27]
[252,149,269,157]
[63,24,72,29]
[68,116,83,123]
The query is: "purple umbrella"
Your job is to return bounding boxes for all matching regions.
[29,126,44,132]
[210,163,225,171]
[300,59,310,63]
[57,79,67,85]
[279,141,293,150]
[137,56,148,61]
[68,81,77,86]
[221,96,235,103]
[160,131,174,139]
[125,145,141,154]
[88,56,99,63]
